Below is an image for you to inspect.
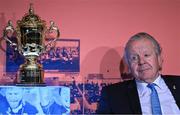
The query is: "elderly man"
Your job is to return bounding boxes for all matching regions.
[96,32,180,114]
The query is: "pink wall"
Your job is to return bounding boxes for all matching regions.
[0,0,180,79]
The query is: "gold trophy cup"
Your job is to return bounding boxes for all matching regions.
[3,4,60,84]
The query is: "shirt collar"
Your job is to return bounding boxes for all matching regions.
[153,75,164,90]
[136,75,164,95]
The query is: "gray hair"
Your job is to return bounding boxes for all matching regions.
[124,32,162,64]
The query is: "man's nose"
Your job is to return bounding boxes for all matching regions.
[138,56,145,65]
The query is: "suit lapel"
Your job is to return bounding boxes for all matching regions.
[162,76,180,108]
[127,79,142,114]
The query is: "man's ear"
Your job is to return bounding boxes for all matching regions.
[158,54,163,71]
[121,56,131,74]
[120,57,133,80]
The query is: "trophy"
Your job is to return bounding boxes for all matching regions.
[3,4,60,84]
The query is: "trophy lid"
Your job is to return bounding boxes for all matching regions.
[17,3,46,28]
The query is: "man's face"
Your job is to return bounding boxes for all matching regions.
[39,88,51,106]
[60,88,70,108]
[5,87,23,109]
[127,38,163,83]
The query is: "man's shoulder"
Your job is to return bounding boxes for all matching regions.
[23,102,38,113]
[49,102,67,114]
[102,79,135,92]
[162,75,180,94]
[162,74,180,81]
[162,75,180,87]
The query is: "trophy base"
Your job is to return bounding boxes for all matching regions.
[16,83,46,87]
[15,55,45,85]
[16,68,45,85]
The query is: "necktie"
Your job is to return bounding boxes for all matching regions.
[147,83,162,115]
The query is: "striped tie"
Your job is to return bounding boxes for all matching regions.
[147,83,162,115]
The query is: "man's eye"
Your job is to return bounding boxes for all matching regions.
[144,54,150,57]
[131,56,138,61]
[8,93,12,95]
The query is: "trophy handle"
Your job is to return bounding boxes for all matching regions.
[3,20,17,50]
[45,21,60,50]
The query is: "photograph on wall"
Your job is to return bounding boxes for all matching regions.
[6,38,80,73]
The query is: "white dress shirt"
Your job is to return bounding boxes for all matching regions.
[136,75,180,115]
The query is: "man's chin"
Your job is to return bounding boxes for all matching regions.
[9,103,18,109]
[139,76,157,83]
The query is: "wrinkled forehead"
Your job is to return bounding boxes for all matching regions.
[5,87,23,94]
[39,87,50,94]
[126,38,156,54]
[131,38,154,49]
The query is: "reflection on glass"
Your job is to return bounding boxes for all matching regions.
[0,86,70,115]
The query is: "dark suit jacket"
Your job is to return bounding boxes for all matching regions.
[96,75,180,114]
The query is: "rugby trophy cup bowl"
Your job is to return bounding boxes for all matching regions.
[3,4,60,84]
